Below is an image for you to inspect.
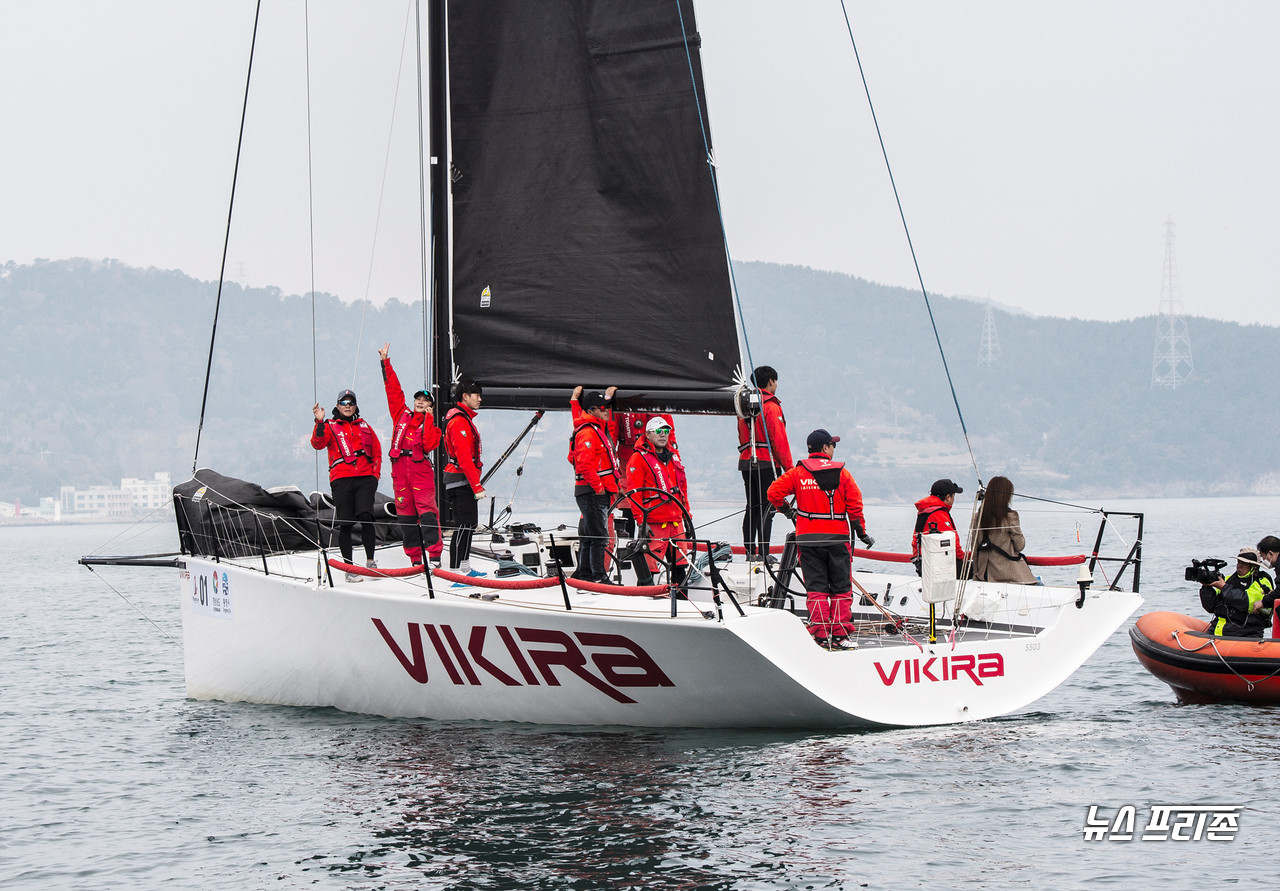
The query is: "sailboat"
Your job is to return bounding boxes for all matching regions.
[85,0,1143,729]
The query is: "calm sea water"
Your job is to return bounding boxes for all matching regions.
[3,496,1278,888]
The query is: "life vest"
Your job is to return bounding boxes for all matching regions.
[569,419,620,485]
[792,457,851,531]
[389,409,430,462]
[327,418,376,470]
[627,443,688,521]
[444,406,482,465]
[912,496,964,560]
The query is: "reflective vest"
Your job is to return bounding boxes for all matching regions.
[1206,570,1273,636]
[791,457,853,538]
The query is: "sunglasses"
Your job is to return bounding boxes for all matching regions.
[338,400,356,407]
[651,426,672,434]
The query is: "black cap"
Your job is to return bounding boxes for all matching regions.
[581,390,609,411]
[806,429,841,452]
[453,379,483,400]
[412,389,432,402]
[336,389,357,405]
[931,479,964,498]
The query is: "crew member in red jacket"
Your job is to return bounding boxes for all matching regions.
[311,389,382,582]
[911,478,966,576]
[612,410,677,539]
[378,344,442,566]
[625,416,691,586]
[443,379,485,578]
[570,386,620,583]
[739,365,792,561]
[768,429,872,649]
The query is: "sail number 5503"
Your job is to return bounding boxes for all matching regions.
[1025,642,1041,651]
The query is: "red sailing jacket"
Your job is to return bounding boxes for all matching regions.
[382,359,441,463]
[624,437,689,524]
[443,404,483,492]
[570,413,621,495]
[767,454,864,544]
[613,411,677,468]
[311,415,382,482]
[912,495,966,561]
[737,392,792,470]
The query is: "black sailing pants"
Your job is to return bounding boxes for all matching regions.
[331,475,378,564]
[574,492,612,581]
[741,463,779,559]
[446,485,478,569]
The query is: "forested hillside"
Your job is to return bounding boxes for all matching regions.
[1,258,1275,508]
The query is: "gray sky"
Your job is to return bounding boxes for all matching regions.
[2,1,1277,325]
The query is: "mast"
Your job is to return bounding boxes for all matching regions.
[428,0,451,410]
[428,0,451,501]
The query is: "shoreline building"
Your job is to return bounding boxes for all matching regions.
[59,472,172,519]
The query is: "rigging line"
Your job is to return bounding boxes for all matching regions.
[837,0,980,485]
[350,2,417,387]
[505,417,541,509]
[1014,491,1107,513]
[81,566,181,649]
[414,0,430,387]
[83,505,174,555]
[192,0,263,475]
[305,0,321,494]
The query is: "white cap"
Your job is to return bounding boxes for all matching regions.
[645,416,672,434]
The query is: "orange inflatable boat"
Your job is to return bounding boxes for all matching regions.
[1130,611,1280,705]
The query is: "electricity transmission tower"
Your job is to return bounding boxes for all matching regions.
[978,303,1001,365]
[1150,217,1194,388]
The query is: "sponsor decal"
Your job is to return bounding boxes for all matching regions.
[191,567,232,619]
[872,652,1004,687]
[372,620,674,704]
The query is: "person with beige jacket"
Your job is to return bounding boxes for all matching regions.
[972,476,1038,585]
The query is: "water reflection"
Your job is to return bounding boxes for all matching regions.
[308,723,870,888]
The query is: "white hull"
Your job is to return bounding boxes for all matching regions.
[179,549,1141,729]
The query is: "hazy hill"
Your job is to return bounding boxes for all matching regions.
[1,258,1276,510]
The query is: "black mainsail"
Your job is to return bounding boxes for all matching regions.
[434,0,745,413]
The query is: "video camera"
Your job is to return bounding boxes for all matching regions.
[1185,557,1228,586]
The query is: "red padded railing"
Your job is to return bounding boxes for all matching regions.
[327,559,669,597]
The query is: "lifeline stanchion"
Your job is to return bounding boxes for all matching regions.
[548,534,572,611]
[704,541,745,618]
[413,514,435,598]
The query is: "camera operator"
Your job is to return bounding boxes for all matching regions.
[1200,546,1274,638]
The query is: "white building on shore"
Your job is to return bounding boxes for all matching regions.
[120,473,173,512]
[59,472,172,518]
